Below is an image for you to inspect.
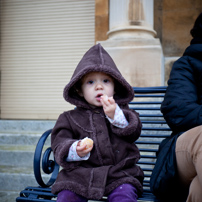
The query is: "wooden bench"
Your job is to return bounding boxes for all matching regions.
[16,86,170,202]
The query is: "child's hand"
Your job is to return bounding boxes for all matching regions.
[76,139,93,158]
[100,94,116,119]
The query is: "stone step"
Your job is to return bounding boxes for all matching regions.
[0,191,20,202]
[0,144,50,167]
[0,120,55,134]
[0,165,33,175]
[0,120,55,202]
[1,172,38,192]
[0,133,51,145]
[0,165,37,192]
[0,165,51,192]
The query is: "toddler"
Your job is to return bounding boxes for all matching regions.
[51,43,143,202]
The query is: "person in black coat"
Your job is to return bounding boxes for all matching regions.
[151,12,202,202]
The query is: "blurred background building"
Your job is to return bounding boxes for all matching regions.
[0,0,201,120]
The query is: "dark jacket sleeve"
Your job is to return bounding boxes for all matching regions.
[161,56,202,133]
[110,104,142,143]
[51,112,79,168]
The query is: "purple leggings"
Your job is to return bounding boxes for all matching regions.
[57,184,138,202]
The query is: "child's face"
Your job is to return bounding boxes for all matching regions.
[80,72,115,107]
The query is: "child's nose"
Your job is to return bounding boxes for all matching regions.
[95,83,103,90]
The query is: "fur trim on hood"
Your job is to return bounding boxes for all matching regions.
[63,43,134,108]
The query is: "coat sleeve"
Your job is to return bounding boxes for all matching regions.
[109,104,142,143]
[161,56,202,133]
[51,112,80,168]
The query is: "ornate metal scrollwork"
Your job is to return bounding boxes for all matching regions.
[34,129,60,187]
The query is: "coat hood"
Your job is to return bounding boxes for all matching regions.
[63,43,134,108]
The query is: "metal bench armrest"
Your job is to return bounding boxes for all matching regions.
[34,129,60,187]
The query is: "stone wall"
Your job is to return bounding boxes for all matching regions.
[95,0,202,85]
[95,0,109,42]
[154,0,202,57]
[154,0,202,84]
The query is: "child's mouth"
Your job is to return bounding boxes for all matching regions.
[96,93,103,101]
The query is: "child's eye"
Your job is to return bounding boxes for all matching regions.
[103,79,110,83]
[87,80,94,84]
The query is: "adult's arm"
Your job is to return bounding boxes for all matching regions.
[161,56,202,133]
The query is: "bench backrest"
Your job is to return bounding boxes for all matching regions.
[33,86,171,194]
[132,86,171,194]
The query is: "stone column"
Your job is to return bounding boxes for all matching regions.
[99,0,164,87]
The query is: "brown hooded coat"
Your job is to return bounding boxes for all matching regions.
[51,44,144,200]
